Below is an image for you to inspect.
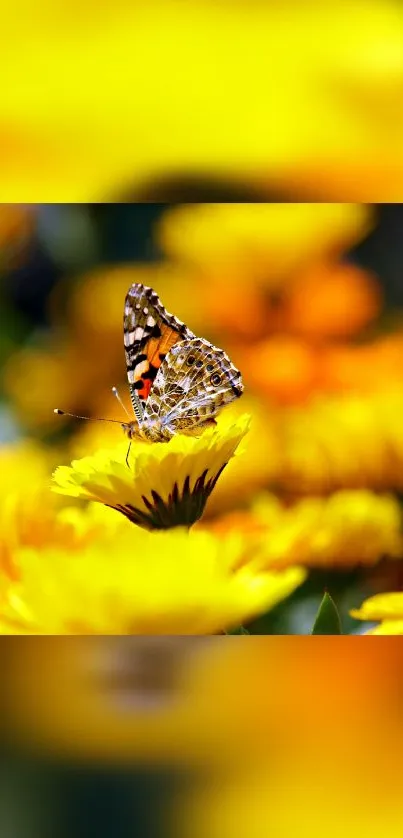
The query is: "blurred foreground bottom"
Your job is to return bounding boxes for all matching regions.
[1,637,403,838]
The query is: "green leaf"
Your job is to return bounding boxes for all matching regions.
[226,625,250,635]
[311,592,342,635]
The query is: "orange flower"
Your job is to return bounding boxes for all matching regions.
[200,279,274,343]
[242,337,319,405]
[285,262,382,339]
[320,334,403,394]
[241,329,403,406]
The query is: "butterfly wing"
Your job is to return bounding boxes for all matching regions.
[124,284,195,412]
[144,337,243,434]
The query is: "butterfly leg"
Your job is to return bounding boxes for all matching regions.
[125,442,132,467]
[179,418,218,437]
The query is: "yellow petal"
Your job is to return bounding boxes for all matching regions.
[351,592,403,621]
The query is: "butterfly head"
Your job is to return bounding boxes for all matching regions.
[121,421,137,440]
[121,418,175,443]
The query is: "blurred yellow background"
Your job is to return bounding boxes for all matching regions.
[2,1,403,200]
[2,637,403,837]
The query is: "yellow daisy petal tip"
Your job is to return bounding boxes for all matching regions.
[350,592,403,625]
[52,414,251,530]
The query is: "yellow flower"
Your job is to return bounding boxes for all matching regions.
[157,203,372,285]
[0,485,134,587]
[2,494,129,557]
[351,594,403,634]
[68,399,278,518]
[53,415,250,530]
[277,390,403,494]
[0,440,67,579]
[0,526,306,635]
[207,490,403,570]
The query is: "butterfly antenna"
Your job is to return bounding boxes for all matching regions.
[112,386,131,418]
[54,409,122,424]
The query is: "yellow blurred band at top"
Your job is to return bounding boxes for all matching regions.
[1,1,403,199]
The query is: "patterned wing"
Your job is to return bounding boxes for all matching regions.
[124,284,195,411]
[144,337,244,434]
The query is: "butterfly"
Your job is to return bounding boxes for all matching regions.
[55,283,243,446]
[121,283,243,442]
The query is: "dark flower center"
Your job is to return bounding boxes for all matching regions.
[111,465,227,530]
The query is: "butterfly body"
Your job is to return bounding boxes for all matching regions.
[123,284,243,443]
